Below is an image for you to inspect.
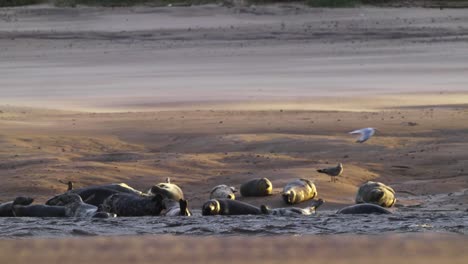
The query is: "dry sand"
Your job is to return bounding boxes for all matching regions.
[0,3,467,263]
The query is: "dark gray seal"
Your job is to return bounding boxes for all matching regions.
[101,193,164,216]
[48,193,115,218]
[356,181,396,208]
[261,199,324,216]
[46,182,145,207]
[336,203,392,214]
[12,197,67,217]
[240,178,272,197]
[202,199,262,216]
[148,178,184,201]
[210,185,236,200]
[162,198,192,216]
[282,179,317,205]
[0,197,34,217]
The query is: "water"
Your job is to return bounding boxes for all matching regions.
[0,210,466,238]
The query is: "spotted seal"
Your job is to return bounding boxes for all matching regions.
[261,199,324,216]
[202,199,262,216]
[0,197,34,217]
[148,178,184,201]
[336,203,392,214]
[101,193,164,216]
[356,181,396,208]
[282,178,317,205]
[240,178,272,197]
[210,185,237,200]
[162,198,192,216]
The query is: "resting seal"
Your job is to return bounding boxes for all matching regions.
[210,185,236,200]
[202,199,262,215]
[162,198,192,216]
[282,179,317,205]
[12,197,67,217]
[48,193,115,218]
[240,178,272,197]
[261,199,324,216]
[46,182,146,207]
[0,197,34,217]
[356,181,396,208]
[148,178,184,201]
[336,203,392,214]
[101,193,164,216]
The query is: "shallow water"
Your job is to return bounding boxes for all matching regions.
[0,210,466,238]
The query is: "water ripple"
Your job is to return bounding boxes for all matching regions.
[0,211,466,238]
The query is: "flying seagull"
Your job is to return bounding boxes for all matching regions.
[349,127,376,143]
[317,163,343,183]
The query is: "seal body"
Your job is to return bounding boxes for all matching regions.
[148,178,184,201]
[51,193,115,218]
[202,199,262,215]
[162,198,192,216]
[12,204,67,217]
[261,199,324,216]
[282,179,317,205]
[210,185,236,200]
[0,197,34,217]
[337,203,392,214]
[356,181,396,208]
[240,178,272,197]
[101,193,164,216]
[46,183,145,207]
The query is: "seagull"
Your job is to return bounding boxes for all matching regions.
[317,163,343,183]
[349,127,376,143]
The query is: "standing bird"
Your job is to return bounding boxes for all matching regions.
[349,127,376,143]
[317,163,343,183]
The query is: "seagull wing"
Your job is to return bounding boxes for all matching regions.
[349,129,364,135]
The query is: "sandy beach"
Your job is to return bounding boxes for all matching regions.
[0,3,467,263]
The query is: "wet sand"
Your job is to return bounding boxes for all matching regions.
[0,3,467,263]
[1,234,467,264]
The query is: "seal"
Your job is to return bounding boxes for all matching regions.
[101,193,164,216]
[46,187,121,207]
[12,197,67,217]
[148,178,184,201]
[261,199,324,216]
[48,193,116,218]
[282,178,317,205]
[355,181,396,208]
[202,199,262,215]
[336,203,392,214]
[162,198,192,216]
[210,185,237,200]
[239,178,272,197]
[0,197,34,217]
[46,181,147,207]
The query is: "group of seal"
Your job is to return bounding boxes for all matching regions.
[1,175,396,218]
[1,178,192,218]
[202,177,320,216]
[202,179,396,216]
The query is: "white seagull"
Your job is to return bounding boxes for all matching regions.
[349,127,376,143]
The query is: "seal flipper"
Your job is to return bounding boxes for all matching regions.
[178,199,191,216]
[260,205,270,214]
[67,181,73,191]
[311,198,324,210]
